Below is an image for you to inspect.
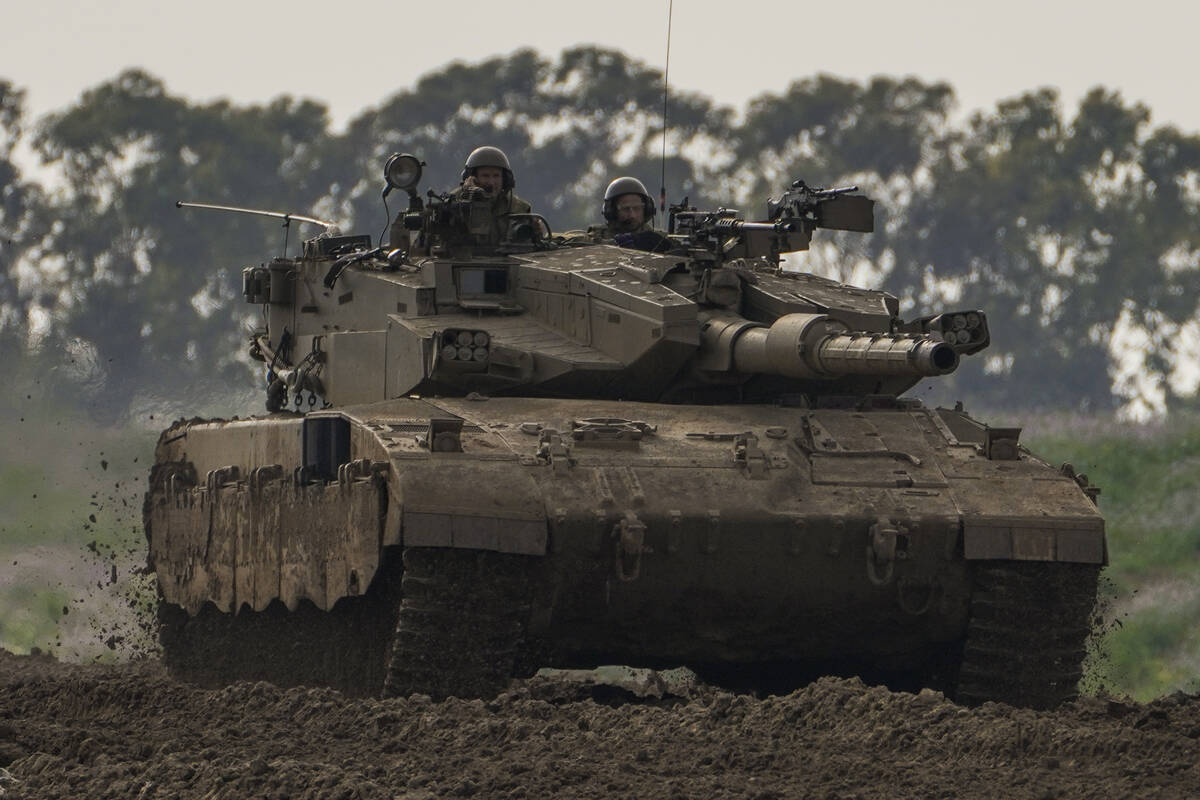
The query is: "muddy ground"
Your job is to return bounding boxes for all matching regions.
[1,651,1198,799]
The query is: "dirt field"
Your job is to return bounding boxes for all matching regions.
[1,650,1197,799]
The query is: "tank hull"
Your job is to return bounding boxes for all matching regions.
[146,397,1103,705]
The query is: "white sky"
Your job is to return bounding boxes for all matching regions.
[3,0,1199,133]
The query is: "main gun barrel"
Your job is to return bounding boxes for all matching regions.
[698,312,959,379]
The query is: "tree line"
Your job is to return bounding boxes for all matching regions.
[2,46,1199,419]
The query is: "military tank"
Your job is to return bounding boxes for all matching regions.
[147,155,1105,709]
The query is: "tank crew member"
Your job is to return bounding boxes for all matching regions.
[602,176,655,234]
[594,176,672,252]
[452,145,532,243]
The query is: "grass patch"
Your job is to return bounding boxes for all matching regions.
[1027,415,1200,586]
[1104,599,1200,701]
[1026,414,1200,699]
[0,584,70,654]
[0,384,158,658]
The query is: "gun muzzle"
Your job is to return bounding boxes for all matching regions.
[698,312,959,379]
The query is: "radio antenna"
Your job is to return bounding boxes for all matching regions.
[659,0,674,213]
[176,201,337,258]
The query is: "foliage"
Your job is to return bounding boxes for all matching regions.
[1103,600,1200,702]
[23,70,334,417]
[0,584,70,654]
[1028,416,1200,700]
[892,89,1200,413]
[0,81,45,355]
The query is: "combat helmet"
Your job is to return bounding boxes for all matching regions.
[461,146,515,190]
[602,176,656,223]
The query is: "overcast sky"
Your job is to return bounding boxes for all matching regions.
[4,0,1198,134]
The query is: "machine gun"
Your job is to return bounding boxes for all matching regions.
[667,179,876,266]
[766,179,873,232]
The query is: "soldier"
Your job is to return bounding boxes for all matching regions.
[452,146,532,243]
[595,176,673,252]
[601,176,656,235]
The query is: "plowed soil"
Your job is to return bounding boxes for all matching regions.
[1,651,1198,799]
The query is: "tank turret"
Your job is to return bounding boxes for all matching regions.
[237,155,990,410]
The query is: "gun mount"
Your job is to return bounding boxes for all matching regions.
[151,152,1103,711]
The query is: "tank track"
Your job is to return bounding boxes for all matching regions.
[157,553,403,697]
[955,561,1100,709]
[383,547,534,700]
[157,547,534,699]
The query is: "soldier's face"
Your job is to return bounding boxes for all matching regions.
[474,167,504,196]
[616,194,645,228]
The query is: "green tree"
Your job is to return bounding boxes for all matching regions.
[891,88,1200,412]
[728,75,956,290]
[736,74,954,199]
[30,70,336,416]
[0,80,43,358]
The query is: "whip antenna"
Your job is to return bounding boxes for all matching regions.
[660,0,673,212]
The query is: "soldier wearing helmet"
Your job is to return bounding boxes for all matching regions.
[451,146,532,243]
[602,176,656,235]
[591,176,672,252]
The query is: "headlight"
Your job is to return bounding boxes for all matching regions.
[384,153,423,193]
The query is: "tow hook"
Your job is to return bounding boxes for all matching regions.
[614,511,650,582]
[867,517,899,586]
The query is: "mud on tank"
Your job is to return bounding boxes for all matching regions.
[148,156,1105,708]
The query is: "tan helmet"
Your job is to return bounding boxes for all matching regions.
[602,176,655,223]
[462,146,515,190]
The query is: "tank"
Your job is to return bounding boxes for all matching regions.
[147,156,1105,709]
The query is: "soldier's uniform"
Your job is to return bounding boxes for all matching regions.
[449,185,533,245]
[448,146,533,247]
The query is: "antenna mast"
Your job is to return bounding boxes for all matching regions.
[660,0,674,213]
